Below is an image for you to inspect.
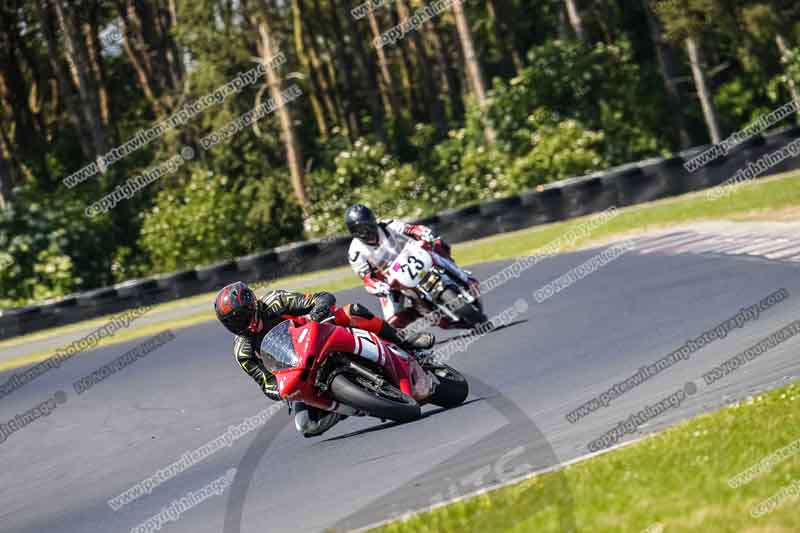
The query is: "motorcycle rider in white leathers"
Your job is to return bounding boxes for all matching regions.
[345,204,479,329]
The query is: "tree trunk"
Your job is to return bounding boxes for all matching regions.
[427,14,464,121]
[395,29,424,121]
[329,0,386,141]
[452,0,496,144]
[643,0,692,148]
[256,15,308,207]
[0,153,11,208]
[165,0,184,83]
[395,0,446,132]
[292,0,328,138]
[367,4,402,122]
[686,35,722,144]
[312,0,360,139]
[84,6,110,129]
[115,0,166,117]
[303,25,344,133]
[486,0,524,74]
[564,0,587,42]
[776,34,800,110]
[34,0,93,158]
[52,0,109,157]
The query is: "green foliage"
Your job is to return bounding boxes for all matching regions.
[655,0,722,41]
[715,78,774,131]
[305,139,428,236]
[139,166,303,272]
[488,39,669,162]
[506,117,608,191]
[0,188,114,307]
[430,129,513,206]
[430,109,607,204]
[773,46,800,100]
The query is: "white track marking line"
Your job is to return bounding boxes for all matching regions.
[739,239,794,256]
[764,243,800,259]
[633,232,695,247]
[648,235,718,254]
[710,237,768,254]
[686,239,743,253]
[718,237,781,255]
[636,234,704,254]
[667,236,725,254]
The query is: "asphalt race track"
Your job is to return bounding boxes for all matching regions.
[2,229,800,533]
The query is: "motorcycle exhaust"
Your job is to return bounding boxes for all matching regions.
[348,360,385,384]
[328,401,362,417]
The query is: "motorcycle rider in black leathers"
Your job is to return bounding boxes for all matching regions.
[214,281,434,437]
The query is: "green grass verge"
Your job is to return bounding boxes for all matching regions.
[452,170,800,266]
[1,170,798,371]
[369,381,800,533]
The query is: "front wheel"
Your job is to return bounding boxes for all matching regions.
[426,364,469,408]
[330,374,421,423]
[440,288,486,328]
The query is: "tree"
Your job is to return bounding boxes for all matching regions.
[642,0,693,148]
[254,7,309,207]
[452,0,497,144]
[741,2,800,108]
[53,0,110,156]
[291,0,328,137]
[658,0,725,144]
[564,0,587,42]
[395,0,446,132]
[366,2,403,123]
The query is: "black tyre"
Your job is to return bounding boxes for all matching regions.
[441,288,486,328]
[330,374,421,423]
[426,364,469,408]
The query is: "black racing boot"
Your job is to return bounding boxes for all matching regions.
[379,322,435,352]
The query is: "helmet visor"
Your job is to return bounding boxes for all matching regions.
[351,223,378,243]
[223,307,255,335]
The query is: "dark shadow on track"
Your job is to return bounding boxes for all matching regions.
[434,319,528,347]
[318,398,486,443]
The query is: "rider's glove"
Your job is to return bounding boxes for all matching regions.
[308,305,333,322]
[419,228,437,245]
[368,281,391,297]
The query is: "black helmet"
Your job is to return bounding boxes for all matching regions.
[214,281,258,335]
[344,204,378,244]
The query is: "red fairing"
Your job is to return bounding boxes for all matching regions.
[270,319,426,408]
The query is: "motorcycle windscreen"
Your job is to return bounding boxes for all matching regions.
[259,320,302,372]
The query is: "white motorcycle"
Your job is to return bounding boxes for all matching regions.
[378,238,486,329]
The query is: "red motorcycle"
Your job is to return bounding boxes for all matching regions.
[259,317,468,422]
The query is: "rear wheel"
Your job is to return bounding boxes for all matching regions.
[330,374,421,423]
[440,288,486,328]
[426,364,469,408]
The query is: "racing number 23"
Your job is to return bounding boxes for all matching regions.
[400,255,425,279]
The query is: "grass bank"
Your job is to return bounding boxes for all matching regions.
[370,380,800,532]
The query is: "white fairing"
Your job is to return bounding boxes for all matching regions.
[385,242,434,289]
[349,327,384,365]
